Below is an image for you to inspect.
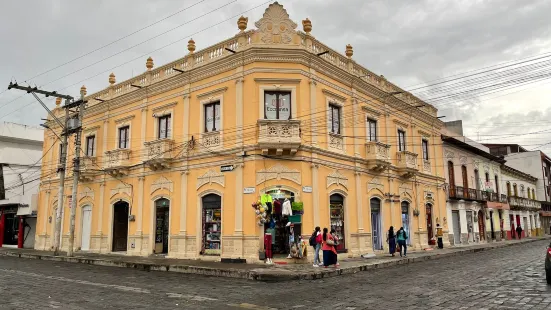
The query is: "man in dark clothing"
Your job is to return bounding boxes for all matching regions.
[516,225,523,239]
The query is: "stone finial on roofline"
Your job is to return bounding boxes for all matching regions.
[238,16,248,32]
[302,18,312,34]
[80,85,87,96]
[109,73,116,85]
[345,44,353,58]
[254,1,298,44]
[146,57,154,71]
[55,97,61,107]
[188,39,196,54]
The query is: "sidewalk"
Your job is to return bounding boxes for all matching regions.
[1,236,549,282]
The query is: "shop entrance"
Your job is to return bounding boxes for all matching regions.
[81,206,92,251]
[467,211,474,242]
[154,198,170,254]
[510,214,516,238]
[452,210,461,245]
[329,194,345,252]
[401,201,410,245]
[426,204,434,245]
[370,198,382,251]
[1,207,19,247]
[263,189,296,255]
[523,217,528,238]
[201,194,221,256]
[489,211,495,240]
[478,210,486,241]
[112,201,129,252]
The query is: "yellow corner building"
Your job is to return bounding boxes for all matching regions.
[36,2,447,262]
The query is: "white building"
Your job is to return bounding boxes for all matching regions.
[0,122,44,248]
[442,121,508,245]
[484,144,551,234]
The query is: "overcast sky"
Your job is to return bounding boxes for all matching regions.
[1,0,550,152]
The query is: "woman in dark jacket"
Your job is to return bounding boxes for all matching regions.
[387,226,396,257]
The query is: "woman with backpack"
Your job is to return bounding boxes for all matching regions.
[396,227,408,257]
[310,226,322,267]
[322,227,338,268]
[387,226,396,257]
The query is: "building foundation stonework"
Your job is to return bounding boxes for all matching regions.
[35,2,447,263]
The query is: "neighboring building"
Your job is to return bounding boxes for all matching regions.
[484,143,551,234]
[36,2,446,261]
[0,122,43,248]
[500,164,541,238]
[442,121,508,245]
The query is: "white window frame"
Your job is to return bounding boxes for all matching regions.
[367,118,377,142]
[325,95,346,153]
[422,139,429,160]
[398,129,406,152]
[116,124,131,149]
[85,134,97,157]
[199,94,225,151]
[151,102,176,141]
[258,85,297,120]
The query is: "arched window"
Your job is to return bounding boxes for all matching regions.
[527,187,531,199]
[513,184,518,197]
[520,185,525,197]
[532,188,536,200]
[506,182,511,196]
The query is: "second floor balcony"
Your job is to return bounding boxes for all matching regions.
[396,151,418,178]
[144,138,175,170]
[365,141,391,172]
[104,148,131,177]
[79,156,97,182]
[448,186,509,204]
[258,119,301,155]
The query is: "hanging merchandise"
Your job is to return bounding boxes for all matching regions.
[282,198,292,216]
[252,196,270,226]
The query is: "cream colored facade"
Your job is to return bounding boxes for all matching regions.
[35,2,446,261]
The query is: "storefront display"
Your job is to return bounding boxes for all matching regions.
[201,194,222,256]
[330,196,346,252]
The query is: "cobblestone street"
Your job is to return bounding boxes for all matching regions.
[1,240,551,309]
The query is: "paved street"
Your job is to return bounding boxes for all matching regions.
[1,240,551,309]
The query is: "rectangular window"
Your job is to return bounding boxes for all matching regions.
[398,130,406,151]
[157,115,171,139]
[204,102,221,132]
[329,104,341,134]
[367,119,377,142]
[422,139,429,160]
[264,91,291,120]
[85,135,95,156]
[118,126,130,149]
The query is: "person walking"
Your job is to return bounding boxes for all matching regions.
[310,226,322,267]
[516,225,523,240]
[396,227,408,257]
[387,226,396,257]
[322,228,338,268]
[436,223,444,249]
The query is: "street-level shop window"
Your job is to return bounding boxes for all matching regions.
[398,130,406,151]
[201,194,222,256]
[422,139,429,160]
[264,91,291,120]
[329,104,341,135]
[367,118,377,142]
[204,101,221,132]
[118,126,130,149]
[157,114,171,139]
[85,135,95,156]
[330,193,346,252]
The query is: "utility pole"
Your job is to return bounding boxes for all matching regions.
[7,82,75,256]
[68,86,87,257]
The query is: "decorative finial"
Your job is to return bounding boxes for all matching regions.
[187,39,196,54]
[237,16,248,32]
[146,57,154,70]
[302,18,312,34]
[109,73,116,85]
[80,85,87,96]
[55,97,61,107]
[345,44,353,58]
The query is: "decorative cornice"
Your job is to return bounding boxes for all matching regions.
[196,86,229,99]
[254,78,302,84]
[393,119,409,128]
[152,101,177,112]
[322,89,347,102]
[84,125,100,133]
[362,106,381,117]
[114,115,135,124]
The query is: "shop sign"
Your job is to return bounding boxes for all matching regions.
[220,165,235,172]
[302,186,313,193]
[243,187,256,194]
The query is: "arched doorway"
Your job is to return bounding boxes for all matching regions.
[370,198,382,250]
[330,193,345,252]
[112,201,129,252]
[426,204,434,244]
[201,194,221,256]
[154,198,170,254]
[263,188,296,255]
[478,210,486,241]
[80,205,92,251]
[401,201,410,244]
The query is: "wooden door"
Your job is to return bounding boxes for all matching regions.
[448,162,455,196]
[462,165,468,197]
[478,210,485,240]
[112,202,129,252]
[426,204,434,243]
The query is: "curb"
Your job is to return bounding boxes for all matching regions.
[1,237,549,282]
